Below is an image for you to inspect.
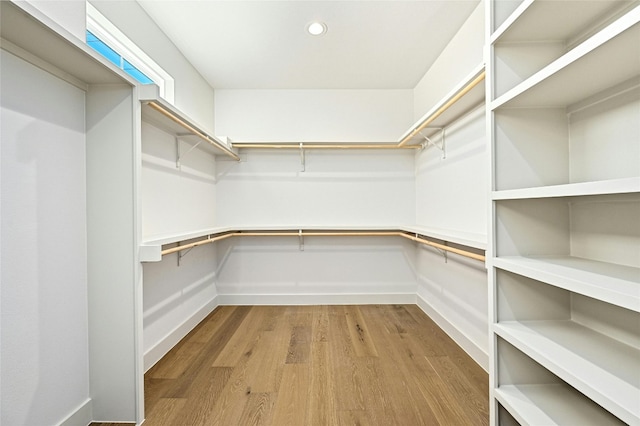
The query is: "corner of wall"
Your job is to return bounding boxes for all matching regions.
[416,293,488,371]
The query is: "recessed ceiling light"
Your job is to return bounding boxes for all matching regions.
[307,22,327,36]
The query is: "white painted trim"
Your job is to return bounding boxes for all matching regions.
[218,293,416,306]
[416,293,489,371]
[86,3,174,102]
[143,296,219,372]
[58,398,92,426]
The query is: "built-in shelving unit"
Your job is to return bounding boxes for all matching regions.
[488,1,640,425]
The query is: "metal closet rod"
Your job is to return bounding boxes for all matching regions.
[397,70,486,147]
[160,230,485,262]
[232,142,421,150]
[146,101,241,161]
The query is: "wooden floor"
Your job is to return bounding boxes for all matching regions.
[143,305,489,426]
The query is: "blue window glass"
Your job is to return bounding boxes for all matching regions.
[123,59,154,84]
[86,30,153,85]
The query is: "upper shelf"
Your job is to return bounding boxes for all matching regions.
[139,85,240,161]
[0,1,135,87]
[490,0,637,45]
[398,64,486,146]
[492,7,640,109]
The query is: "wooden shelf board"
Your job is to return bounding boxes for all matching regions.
[492,177,640,200]
[496,384,626,426]
[492,9,640,109]
[494,256,640,312]
[495,320,640,425]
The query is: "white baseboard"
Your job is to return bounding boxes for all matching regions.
[58,398,92,426]
[218,293,416,306]
[143,295,219,372]
[416,293,488,371]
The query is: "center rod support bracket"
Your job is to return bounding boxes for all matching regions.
[299,229,304,251]
[419,128,446,159]
[176,135,203,169]
[300,143,306,172]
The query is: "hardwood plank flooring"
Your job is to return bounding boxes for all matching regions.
[142,305,488,426]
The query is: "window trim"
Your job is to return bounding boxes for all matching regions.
[86,2,174,102]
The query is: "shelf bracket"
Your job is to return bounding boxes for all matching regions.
[419,128,446,159]
[417,233,448,263]
[176,135,203,169]
[299,229,304,251]
[300,143,306,172]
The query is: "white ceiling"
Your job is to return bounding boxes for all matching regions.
[137,1,480,90]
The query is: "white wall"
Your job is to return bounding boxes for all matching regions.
[413,2,485,121]
[213,89,417,303]
[90,0,216,131]
[412,1,488,370]
[216,150,415,227]
[141,122,218,238]
[21,0,87,41]
[140,121,220,371]
[216,236,417,305]
[1,50,90,425]
[214,89,413,142]
[143,244,219,371]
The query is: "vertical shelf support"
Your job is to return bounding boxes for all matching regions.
[300,142,306,172]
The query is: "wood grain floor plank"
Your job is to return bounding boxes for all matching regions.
[173,366,233,426]
[306,340,338,426]
[160,305,251,398]
[343,305,379,357]
[140,305,488,426]
[139,398,186,426]
[413,355,476,425]
[427,355,490,426]
[237,392,275,426]
[212,306,269,367]
[270,364,311,425]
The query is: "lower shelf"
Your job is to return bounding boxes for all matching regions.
[493,256,640,312]
[494,320,640,425]
[495,384,625,426]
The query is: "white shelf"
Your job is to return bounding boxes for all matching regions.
[140,224,486,262]
[490,0,636,45]
[494,256,640,312]
[399,64,485,144]
[139,85,239,160]
[495,320,640,425]
[492,7,640,109]
[403,225,487,250]
[492,177,640,200]
[495,384,626,426]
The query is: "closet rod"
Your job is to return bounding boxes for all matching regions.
[397,70,486,147]
[147,101,241,161]
[160,230,485,262]
[398,232,485,262]
[232,143,421,150]
[161,232,235,256]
